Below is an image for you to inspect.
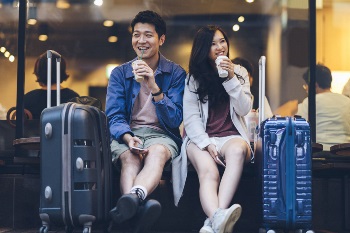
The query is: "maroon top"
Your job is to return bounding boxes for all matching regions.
[206,99,239,137]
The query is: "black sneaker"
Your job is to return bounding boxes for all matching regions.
[109,193,140,224]
[132,199,162,233]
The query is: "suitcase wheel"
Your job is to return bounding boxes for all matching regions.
[83,226,91,233]
[39,226,49,233]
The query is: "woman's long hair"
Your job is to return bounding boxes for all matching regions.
[188,25,230,105]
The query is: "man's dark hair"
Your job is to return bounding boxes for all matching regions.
[33,51,69,85]
[303,63,332,89]
[131,10,166,37]
[232,57,254,76]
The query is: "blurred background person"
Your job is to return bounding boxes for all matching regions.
[232,57,273,119]
[24,51,79,119]
[296,64,350,150]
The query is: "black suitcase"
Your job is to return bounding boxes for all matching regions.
[39,50,112,233]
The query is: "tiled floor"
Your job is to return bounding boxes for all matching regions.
[0,229,341,233]
[0,230,196,233]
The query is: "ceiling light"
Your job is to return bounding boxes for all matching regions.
[238,16,245,23]
[0,47,6,53]
[108,25,118,43]
[28,6,37,25]
[103,20,114,27]
[108,36,118,43]
[246,0,254,3]
[232,24,240,32]
[56,0,70,9]
[38,23,49,41]
[39,35,48,41]
[27,19,37,25]
[9,55,15,62]
[4,51,10,57]
[94,0,103,6]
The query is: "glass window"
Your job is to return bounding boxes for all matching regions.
[0,0,310,114]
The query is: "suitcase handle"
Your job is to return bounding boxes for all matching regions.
[46,50,62,108]
[258,56,266,125]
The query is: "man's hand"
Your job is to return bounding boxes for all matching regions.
[122,134,149,156]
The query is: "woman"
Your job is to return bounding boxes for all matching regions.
[181,26,253,233]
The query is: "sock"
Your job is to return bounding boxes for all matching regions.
[130,185,148,201]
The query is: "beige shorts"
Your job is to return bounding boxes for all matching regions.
[110,127,179,162]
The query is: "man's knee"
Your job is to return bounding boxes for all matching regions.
[120,150,142,166]
[148,144,171,160]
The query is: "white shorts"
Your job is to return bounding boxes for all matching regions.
[209,135,249,159]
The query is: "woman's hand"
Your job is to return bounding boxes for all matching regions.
[206,144,217,157]
[218,57,235,79]
[205,144,226,167]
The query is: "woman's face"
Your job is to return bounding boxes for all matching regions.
[208,30,228,61]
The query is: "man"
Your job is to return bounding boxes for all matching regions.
[297,64,350,150]
[105,10,186,232]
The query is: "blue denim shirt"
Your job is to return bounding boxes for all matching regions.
[106,54,186,148]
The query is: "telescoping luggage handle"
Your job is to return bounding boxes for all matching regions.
[47,50,61,108]
[258,56,266,125]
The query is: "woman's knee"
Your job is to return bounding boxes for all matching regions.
[224,143,247,161]
[198,167,220,182]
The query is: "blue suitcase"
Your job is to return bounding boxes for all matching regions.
[256,116,313,233]
[256,56,313,233]
[39,51,112,233]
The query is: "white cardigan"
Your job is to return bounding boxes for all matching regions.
[172,65,253,206]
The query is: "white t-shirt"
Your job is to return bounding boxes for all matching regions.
[297,92,350,150]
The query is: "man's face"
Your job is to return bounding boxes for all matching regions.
[132,23,165,61]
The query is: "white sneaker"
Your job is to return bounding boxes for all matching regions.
[211,204,242,233]
[199,217,214,233]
